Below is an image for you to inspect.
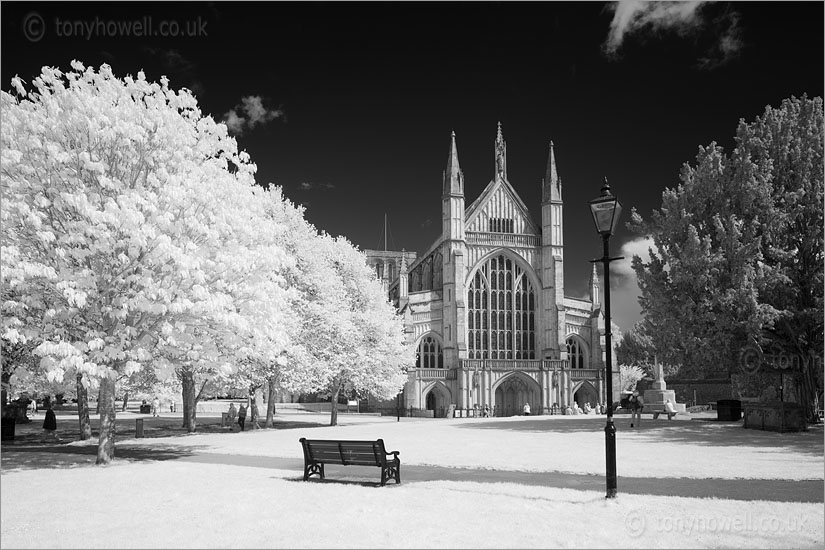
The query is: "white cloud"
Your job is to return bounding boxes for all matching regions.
[603,1,742,67]
[604,1,705,55]
[602,236,658,332]
[240,96,283,128]
[299,182,335,191]
[223,109,246,134]
[224,95,283,135]
[610,236,657,283]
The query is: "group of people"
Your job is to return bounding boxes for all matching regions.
[562,402,604,415]
[226,402,248,431]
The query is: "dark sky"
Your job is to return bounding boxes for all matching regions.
[2,1,823,331]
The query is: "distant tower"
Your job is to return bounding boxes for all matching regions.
[590,263,600,311]
[541,140,566,359]
[398,249,409,309]
[442,131,467,365]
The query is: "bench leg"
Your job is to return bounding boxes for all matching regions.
[380,463,401,486]
[304,462,324,481]
[653,412,659,420]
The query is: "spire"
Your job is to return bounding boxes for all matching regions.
[494,121,507,181]
[590,263,601,310]
[542,140,562,203]
[443,130,464,195]
[400,249,408,274]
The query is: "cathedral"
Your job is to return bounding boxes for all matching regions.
[366,124,620,417]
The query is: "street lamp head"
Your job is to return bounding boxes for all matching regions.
[589,177,622,237]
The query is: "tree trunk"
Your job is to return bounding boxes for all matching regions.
[1,371,9,417]
[76,373,92,440]
[121,391,129,412]
[180,369,197,433]
[96,385,102,414]
[265,376,277,428]
[249,384,261,430]
[329,385,339,427]
[799,351,821,424]
[96,376,117,465]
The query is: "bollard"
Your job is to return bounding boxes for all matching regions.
[135,418,144,438]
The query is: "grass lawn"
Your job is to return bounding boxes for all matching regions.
[1,408,822,548]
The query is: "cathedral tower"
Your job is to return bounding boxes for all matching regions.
[442,131,467,365]
[541,141,566,359]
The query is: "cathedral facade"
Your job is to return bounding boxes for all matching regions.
[366,124,619,417]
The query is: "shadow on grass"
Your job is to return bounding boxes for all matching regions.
[285,476,401,488]
[457,416,824,456]
[1,415,327,472]
[0,442,210,472]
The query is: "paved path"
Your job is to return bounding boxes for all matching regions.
[178,452,825,503]
[3,442,822,503]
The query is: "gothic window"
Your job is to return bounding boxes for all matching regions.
[416,335,443,369]
[566,337,585,369]
[433,251,443,289]
[423,258,433,291]
[409,266,422,292]
[467,254,536,360]
[488,218,514,233]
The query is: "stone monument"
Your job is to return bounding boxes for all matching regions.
[643,361,687,415]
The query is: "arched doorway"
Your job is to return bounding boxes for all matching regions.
[424,382,451,418]
[493,373,540,417]
[573,381,598,409]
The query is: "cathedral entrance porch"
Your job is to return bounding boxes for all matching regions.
[404,360,605,416]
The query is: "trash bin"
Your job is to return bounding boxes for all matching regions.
[1,417,14,441]
[221,412,229,427]
[139,404,151,414]
[717,399,742,421]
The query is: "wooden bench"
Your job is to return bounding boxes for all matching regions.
[650,405,680,420]
[299,438,401,486]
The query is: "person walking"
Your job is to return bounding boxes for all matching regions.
[151,396,160,417]
[522,402,531,416]
[237,404,247,431]
[630,390,644,427]
[42,405,57,441]
[228,402,237,425]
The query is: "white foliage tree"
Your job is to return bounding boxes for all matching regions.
[1,62,292,462]
[619,364,646,392]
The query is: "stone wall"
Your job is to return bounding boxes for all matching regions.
[665,378,733,406]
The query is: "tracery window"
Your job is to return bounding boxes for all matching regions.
[488,218,514,233]
[566,337,585,369]
[467,254,535,360]
[416,335,443,369]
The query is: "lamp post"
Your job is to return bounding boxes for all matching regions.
[589,177,623,499]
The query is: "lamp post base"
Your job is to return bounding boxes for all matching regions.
[605,417,617,498]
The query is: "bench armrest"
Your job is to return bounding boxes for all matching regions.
[388,450,400,458]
